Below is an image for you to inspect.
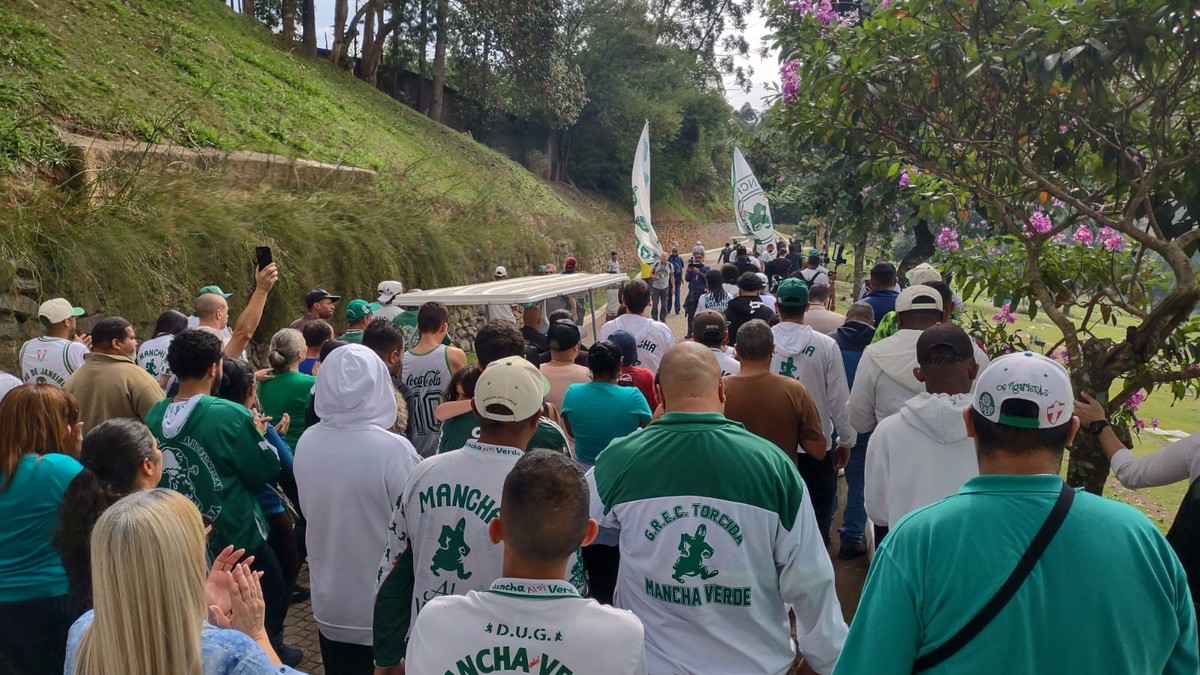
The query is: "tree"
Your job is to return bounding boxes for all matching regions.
[429,0,448,121]
[301,0,317,57]
[770,0,1200,493]
[281,0,295,44]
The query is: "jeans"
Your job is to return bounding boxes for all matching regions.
[684,290,702,328]
[673,282,682,313]
[0,594,71,675]
[838,431,871,546]
[651,286,671,322]
[796,450,837,546]
[318,632,375,675]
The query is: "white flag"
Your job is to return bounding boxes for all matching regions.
[632,122,662,265]
[732,147,777,250]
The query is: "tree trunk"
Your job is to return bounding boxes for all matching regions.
[331,0,349,62]
[281,0,296,43]
[852,237,867,299]
[418,0,429,112]
[429,0,448,122]
[301,0,317,57]
[897,219,935,281]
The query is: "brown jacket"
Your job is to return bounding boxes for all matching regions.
[64,352,164,434]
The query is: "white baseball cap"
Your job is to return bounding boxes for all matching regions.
[38,298,85,324]
[896,284,943,313]
[973,352,1074,429]
[377,280,404,304]
[494,265,508,277]
[907,262,942,286]
[474,356,550,422]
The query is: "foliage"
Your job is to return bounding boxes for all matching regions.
[769,0,1200,492]
[565,0,733,200]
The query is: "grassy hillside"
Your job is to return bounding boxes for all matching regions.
[0,0,577,216]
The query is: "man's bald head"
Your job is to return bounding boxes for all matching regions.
[846,301,875,325]
[195,293,228,327]
[656,342,723,413]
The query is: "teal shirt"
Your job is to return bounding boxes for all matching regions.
[561,382,650,464]
[0,453,83,602]
[257,370,315,450]
[836,475,1198,675]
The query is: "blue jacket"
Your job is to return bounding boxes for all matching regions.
[830,320,876,389]
[668,254,685,281]
[685,263,711,294]
[254,425,294,517]
[862,288,900,324]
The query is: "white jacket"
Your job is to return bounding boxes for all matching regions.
[864,392,979,527]
[770,322,855,449]
[294,345,421,645]
[848,329,990,434]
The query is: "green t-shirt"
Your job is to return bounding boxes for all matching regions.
[339,329,365,344]
[257,370,315,450]
[147,395,281,555]
[437,412,570,456]
[0,453,83,602]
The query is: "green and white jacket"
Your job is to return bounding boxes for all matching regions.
[588,412,848,675]
[373,440,587,668]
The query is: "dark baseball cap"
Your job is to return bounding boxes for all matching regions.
[305,289,341,307]
[916,323,975,366]
[776,278,810,307]
[691,310,727,342]
[547,321,581,350]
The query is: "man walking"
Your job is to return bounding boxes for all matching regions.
[64,317,163,433]
[718,241,733,264]
[799,249,831,288]
[836,352,1197,674]
[588,342,847,675]
[683,251,710,328]
[295,344,421,673]
[803,284,844,334]
[865,324,980,534]
[668,245,685,316]
[860,260,901,323]
[290,288,341,331]
[598,279,675,373]
[849,285,990,439]
[691,310,740,376]
[770,279,856,544]
[829,301,876,559]
[403,302,468,458]
[649,253,674,322]
[19,297,89,386]
[724,273,774,347]
[373,359,587,673]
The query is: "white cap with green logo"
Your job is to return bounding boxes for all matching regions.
[972,351,1074,429]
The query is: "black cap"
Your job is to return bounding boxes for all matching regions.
[547,321,581,350]
[916,323,974,366]
[305,289,341,307]
[691,310,727,344]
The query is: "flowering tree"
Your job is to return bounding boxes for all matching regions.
[769,0,1200,493]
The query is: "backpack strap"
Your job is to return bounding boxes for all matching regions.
[912,481,1074,673]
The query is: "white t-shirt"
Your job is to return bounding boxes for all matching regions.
[186,315,233,342]
[136,334,175,382]
[598,314,675,373]
[19,336,89,387]
[407,578,647,675]
[711,348,741,376]
[373,305,403,323]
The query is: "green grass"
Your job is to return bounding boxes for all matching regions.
[0,0,576,217]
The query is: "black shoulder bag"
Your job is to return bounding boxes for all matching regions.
[913,482,1075,673]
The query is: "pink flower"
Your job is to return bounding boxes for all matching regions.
[1073,226,1094,246]
[1124,389,1146,412]
[1025,210,1052,236]
[991,303,1017,324]
[1190,364,1200,372]
[1135,418,1146,429]
[936,227,959,251]
[1098,226,1124,252]
[1058,124,1069,133]
[780,60,802,104]
[1051,232,1068,245]
[881,0,892,8]
[898,171,910,188]
[1151,418,1160,429]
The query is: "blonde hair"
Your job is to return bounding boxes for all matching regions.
[74,489,206,675]
[267,328,304,373]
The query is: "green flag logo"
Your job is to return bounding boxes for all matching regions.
[671,524,719,583]
[745,203,771,233]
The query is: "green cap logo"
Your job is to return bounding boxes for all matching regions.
[978,391,996,417]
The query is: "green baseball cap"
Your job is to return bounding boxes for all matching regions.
[776,278,811,307]
[807,249,821,258]
[346,298,382,322]
[196,285,233,299]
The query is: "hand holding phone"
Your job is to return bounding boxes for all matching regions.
[255,246,273,271]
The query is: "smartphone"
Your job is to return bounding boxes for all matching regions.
[255,246,273,270]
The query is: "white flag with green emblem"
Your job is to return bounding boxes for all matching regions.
[632,122,663,265]
[732,147,776,249]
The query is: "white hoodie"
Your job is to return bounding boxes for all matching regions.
[848,329,990,434]
[294,344,421,645]
[864,392,979,527]
[770,322,855,449]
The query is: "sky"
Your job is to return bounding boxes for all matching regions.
[307,1,779,111]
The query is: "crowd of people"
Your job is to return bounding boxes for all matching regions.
[0,243,1198,675]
